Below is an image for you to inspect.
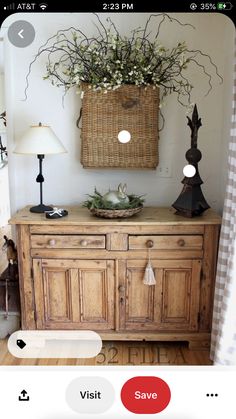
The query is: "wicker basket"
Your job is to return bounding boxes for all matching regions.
[80,83,159,169]
[89,206,143,219]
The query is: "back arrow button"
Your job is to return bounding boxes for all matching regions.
[8,20,35,48]
[18,29,24,39]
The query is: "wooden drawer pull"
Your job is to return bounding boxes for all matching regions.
[177,239,185,247]
[48,239,56,246]
[80,239,88,247]
[118,285,125,292]
[146,240,154,248]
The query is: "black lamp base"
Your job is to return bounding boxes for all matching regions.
[30,204,53,213]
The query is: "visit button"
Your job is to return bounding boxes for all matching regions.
[121,376,171,414]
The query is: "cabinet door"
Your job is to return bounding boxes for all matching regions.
[33,259,115,330]
[119,259,201,332]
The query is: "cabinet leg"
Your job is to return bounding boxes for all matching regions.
[188,340,210,351]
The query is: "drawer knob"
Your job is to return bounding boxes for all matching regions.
[177,239,185,247]
[118,285,125,292]
[48,239,56,246]
[146,240,154,248]
[80,239,88,247]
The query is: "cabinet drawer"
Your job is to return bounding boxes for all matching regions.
[31,235,106,249]
[128,235,203,250]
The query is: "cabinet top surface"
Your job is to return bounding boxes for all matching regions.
[9,206,221,226]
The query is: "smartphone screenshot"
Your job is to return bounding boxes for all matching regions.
[0,1,235,417]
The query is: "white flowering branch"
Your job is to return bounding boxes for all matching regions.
[24,13,222,109]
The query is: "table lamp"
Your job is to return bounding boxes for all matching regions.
[14,122,67,213]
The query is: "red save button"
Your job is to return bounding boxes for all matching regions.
[121,376,171,414]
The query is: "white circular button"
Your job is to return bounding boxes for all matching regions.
[8,20,35,48]
[183,164,196,178]
[118,130,131,143]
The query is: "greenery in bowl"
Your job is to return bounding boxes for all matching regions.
[24,13,222,108]
[83,189,145,210]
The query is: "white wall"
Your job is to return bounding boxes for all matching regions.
[1,13,235,214]
[0,39,10,227]
[0,74,4,111]
[0,37,5,112]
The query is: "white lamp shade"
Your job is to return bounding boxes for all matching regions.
[14,124,67,155]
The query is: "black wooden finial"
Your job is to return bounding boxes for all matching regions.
[187,104,202,149]
[172,104,210,217]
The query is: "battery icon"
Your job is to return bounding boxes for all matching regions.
[217,2,233,10]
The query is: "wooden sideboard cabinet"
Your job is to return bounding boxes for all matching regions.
[10,207,221,349]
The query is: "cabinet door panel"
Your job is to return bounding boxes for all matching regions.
[45,268,72,322]
[119,262,161,330]
[120,259,201,332]
[162,269,191,323]
[33,259,114,330]
[79,269,109,323]
[126,268,156,322]
[160,261,201,330]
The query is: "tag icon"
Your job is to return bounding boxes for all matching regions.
[16,339,26,349]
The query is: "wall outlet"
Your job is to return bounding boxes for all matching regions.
[157,164,172,178]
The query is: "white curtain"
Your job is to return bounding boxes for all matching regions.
[210,48,236,365]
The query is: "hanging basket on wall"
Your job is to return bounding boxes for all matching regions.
[80,83,159,169]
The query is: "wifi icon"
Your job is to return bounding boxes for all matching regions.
[39,3,48,10]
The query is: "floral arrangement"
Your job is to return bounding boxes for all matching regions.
[24,13,222,107]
